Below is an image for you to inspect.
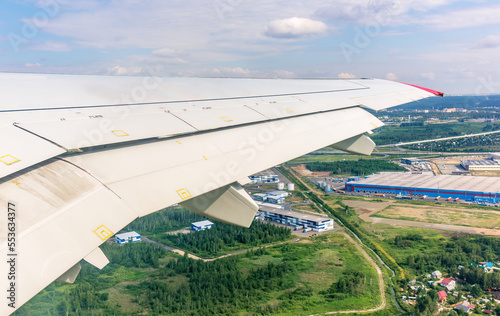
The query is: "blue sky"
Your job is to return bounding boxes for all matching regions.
[1,0,500,95]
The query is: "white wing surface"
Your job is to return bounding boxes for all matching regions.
[0,73,443,314]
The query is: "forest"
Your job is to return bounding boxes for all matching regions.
[403,133,500,152]
[124,206,204,234]
[401,234,500,285]
[306,160,406,176]
[154,220,292,257]
[131,253,295,315]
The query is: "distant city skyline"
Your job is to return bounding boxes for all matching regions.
[1,0,500,95]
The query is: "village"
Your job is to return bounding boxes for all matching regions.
[403,262,500,314]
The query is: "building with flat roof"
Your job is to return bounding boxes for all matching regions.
[249,170,279,184]
[402,158,421,165]
[258,206,334,232]
[345,173,500,203]
[490,153,500,160]
[115,231,141,245]
[191,220,214,231]
[252,193,268,201]
[461,160,500,171]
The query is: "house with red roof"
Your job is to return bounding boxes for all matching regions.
[440,278,456,291]
[438,290,447,302]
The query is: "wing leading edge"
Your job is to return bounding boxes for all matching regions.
[0,73,443,314]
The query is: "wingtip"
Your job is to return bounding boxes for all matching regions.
[399,81,444,97]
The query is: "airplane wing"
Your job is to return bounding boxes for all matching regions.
[0,73,443,314]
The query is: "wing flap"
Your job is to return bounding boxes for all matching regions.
[181,182,259,228]
[0,160,137,315]
[0,125,65,179]
[15,111,197,150]
[62,107,383,218]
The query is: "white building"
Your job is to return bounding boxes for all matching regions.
[490,153,500,161]
[267,191,289,198]
[258,207,334,232]
[249,172,279,184]
[252,193,268,202]
[115,231,141,245]
[191,220,214,231]
[461,159,500,171]
[432,270,443,279]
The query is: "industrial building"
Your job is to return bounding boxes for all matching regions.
[490,153,500,161]
[258,206,334,232]
[401,158,421,165]
[252,191,289,204]
[249,171,279,184]
[345,173,500,203]
[255,201,285,210]
[461,159,500,171]
[115,231,141,245]
[191,220,214,231]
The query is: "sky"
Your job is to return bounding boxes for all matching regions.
[1,0,500,95]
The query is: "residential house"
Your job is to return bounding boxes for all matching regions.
[438,290,447,302]
[440,278,456,291]
[432,270,442,279]
[454,304,471,313]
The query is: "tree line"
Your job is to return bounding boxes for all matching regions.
[306,160,406,176]
[156,221,292,258]
[124,206,204,234]
[404,235,500,281]
[129,253,295,315]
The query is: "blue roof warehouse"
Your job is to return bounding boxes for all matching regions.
[345,173,500,203]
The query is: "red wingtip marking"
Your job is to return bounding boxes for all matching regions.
[399,82,444,97]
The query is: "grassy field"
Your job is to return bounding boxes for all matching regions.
[373,204,500,229]
[17,231,385,316]
[360,223,449,274]
[235,232,382,315]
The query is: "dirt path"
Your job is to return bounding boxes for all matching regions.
[286,168,391,315]
[322,232,386,315]
[142,235,301,262]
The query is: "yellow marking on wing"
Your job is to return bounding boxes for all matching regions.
[0,155,20,165]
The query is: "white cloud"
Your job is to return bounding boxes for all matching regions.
[405,4,500,30]
[314,0,455,24]
[474,35,500,49]
[152,47,186,58]
[30,41,71,52]
[25,63,42,67]
[421,72,436,80]
[313,1,500,32]
[385,72,398,80]
[264,17,329,39]
[187,67,296,79]
[107,65,145,76]
[271,70,296,78]
[338,73,356,79]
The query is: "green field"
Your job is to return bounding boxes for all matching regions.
[16,231,384,316]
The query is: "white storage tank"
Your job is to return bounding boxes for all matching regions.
[277,182,285,190]
[288,183,295,191]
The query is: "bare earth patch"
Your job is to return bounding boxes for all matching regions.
[346,199,500,236]
[343,200,393,221]
[291,164,331,177]
[376,205,500,229]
